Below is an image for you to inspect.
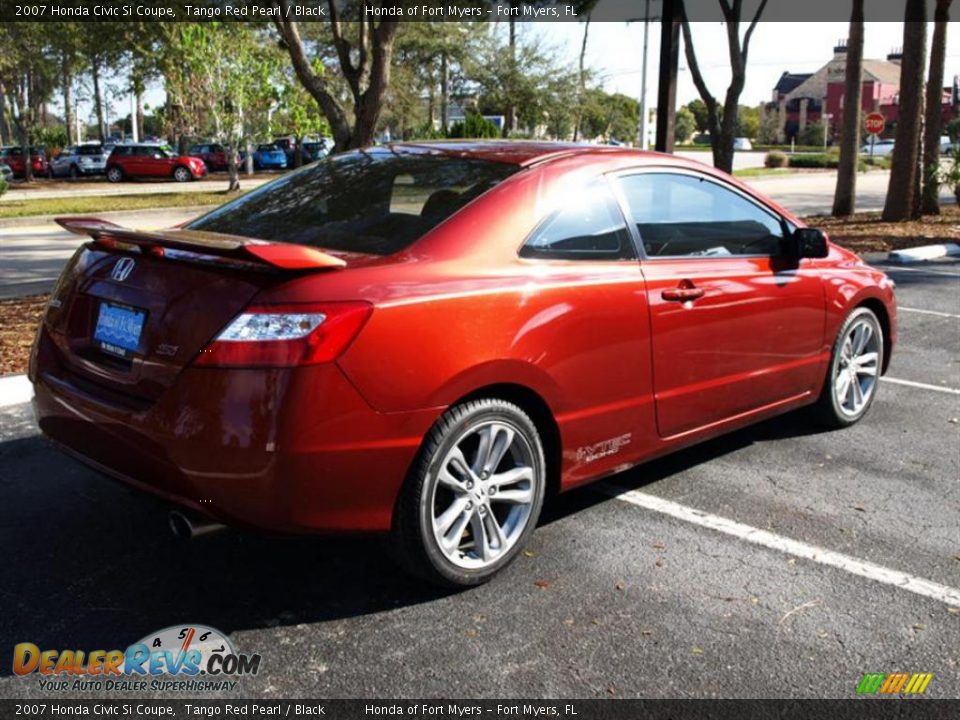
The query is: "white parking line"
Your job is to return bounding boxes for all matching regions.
[881,377,960,395]
[601,485,960,607]
[0,374,33,409]
[898,307,960,319]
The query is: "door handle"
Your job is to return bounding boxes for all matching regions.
[661,285,705,302]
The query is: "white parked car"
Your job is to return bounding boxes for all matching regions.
[733,137,753,151]
[861,138,895,156]
[940,136,956,155]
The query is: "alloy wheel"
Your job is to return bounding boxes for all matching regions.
[429,421,538,570]
[834,317,881,417]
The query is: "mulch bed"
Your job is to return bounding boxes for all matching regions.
[0,294,47,376]
[807,203,960,253]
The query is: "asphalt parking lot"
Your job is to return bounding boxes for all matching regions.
[0,254,957,700]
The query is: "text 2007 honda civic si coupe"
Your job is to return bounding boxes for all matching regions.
[30,142,896,587]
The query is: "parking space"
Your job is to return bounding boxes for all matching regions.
[0,258,957,700]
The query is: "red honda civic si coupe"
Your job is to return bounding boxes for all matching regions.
[30,142,896,586]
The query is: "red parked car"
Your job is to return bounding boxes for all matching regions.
[30,142,896,587]
[106,144,207,182]
[188,142,232,172]
[0,146,48,178]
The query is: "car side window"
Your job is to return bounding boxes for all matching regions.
[520,180,634,261]
[616,172,786,258]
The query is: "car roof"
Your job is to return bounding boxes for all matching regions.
[383,140,673,168]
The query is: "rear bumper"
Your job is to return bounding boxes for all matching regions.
[30,327,439,533]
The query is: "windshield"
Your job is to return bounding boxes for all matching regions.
[187,149,518,255]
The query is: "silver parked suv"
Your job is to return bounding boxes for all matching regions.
[48,143,111,179]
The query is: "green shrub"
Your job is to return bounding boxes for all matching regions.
[789,153,867,172]
[447,112,500,139]
[0,175,7,200]
[764,151,788,168]
[788,153,836,168]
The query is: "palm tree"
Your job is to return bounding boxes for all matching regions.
[832,0,864,217]
[920,0,953,215]
[882,1,928,221]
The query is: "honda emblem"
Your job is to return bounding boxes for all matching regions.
[110,257,136,282]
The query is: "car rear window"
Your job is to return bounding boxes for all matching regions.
[187,150,519,255]
[76,145,102,155]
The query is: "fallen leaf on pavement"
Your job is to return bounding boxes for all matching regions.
[691,647,704,655]
[534,579,550,589]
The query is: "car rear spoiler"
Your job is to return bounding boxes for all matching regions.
[55,217,346,271]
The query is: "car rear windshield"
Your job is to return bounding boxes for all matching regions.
[187,149,519,255]
[76,145,103,155]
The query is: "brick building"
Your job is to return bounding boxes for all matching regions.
[770,41,959,143]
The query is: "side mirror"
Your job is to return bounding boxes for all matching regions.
[787,227,829,259]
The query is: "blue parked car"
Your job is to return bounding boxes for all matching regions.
[252,143,288,170]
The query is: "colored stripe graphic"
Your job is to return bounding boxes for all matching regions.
[857,672,934,695]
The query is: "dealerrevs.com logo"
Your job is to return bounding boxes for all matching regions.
[13,624,261,693]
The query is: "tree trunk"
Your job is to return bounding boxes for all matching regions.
[440,52,449,134]
[573,15,591,142]
[832,0,865,217]
[0,83,8,146]
[227,147,241,192]
[91,58,106,142]
[882,5,928,221]
[504,16,516,137]
[62,54,75,146]
[920,0,952,215]
[136,91,145,142]
[679,0,768,175]
[273,5,398,152]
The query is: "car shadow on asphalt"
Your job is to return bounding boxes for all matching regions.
[0,408,829,675]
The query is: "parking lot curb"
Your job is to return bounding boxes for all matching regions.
[0,205,212,229]
[0,374,32,409]
[887,243,960,263]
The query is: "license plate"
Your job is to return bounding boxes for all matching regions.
[94,302,146,358]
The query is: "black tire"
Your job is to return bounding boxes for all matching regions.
[69,165,79,179]
[391,398,547,588]
[812,307,883,428]
[173,166,192,183]
[106,166,124,183]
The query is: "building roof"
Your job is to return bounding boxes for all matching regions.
[861,59,901,85]
[774,72,813,96]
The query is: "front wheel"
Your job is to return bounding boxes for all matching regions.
[392,399,546,588]
[813,307,883,428]
[172,166,192,183]
[106,167,123,183]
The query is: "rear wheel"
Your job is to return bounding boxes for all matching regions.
[813,307,883,428]
[106,167,123,183]
[69,164,79,179]
[173,166,192,183]
[392,399,546,587]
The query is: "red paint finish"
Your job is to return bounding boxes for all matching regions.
[30,143,896,534]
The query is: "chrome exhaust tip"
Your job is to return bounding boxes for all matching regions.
[168,510,226,540]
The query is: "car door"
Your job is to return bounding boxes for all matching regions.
[613,169,825,438]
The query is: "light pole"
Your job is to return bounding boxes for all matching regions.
[630,0,658,150]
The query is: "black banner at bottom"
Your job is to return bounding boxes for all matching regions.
[2,699,960,720]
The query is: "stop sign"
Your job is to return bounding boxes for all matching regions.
[865,112,885,136]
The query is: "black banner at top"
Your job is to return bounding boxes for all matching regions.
[0,0,940,23]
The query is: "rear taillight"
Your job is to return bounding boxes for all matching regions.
[192,302,372,368]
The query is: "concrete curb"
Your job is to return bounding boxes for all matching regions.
[0,205,211,229]
[888,243,960,264]
[0,374,33,409]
